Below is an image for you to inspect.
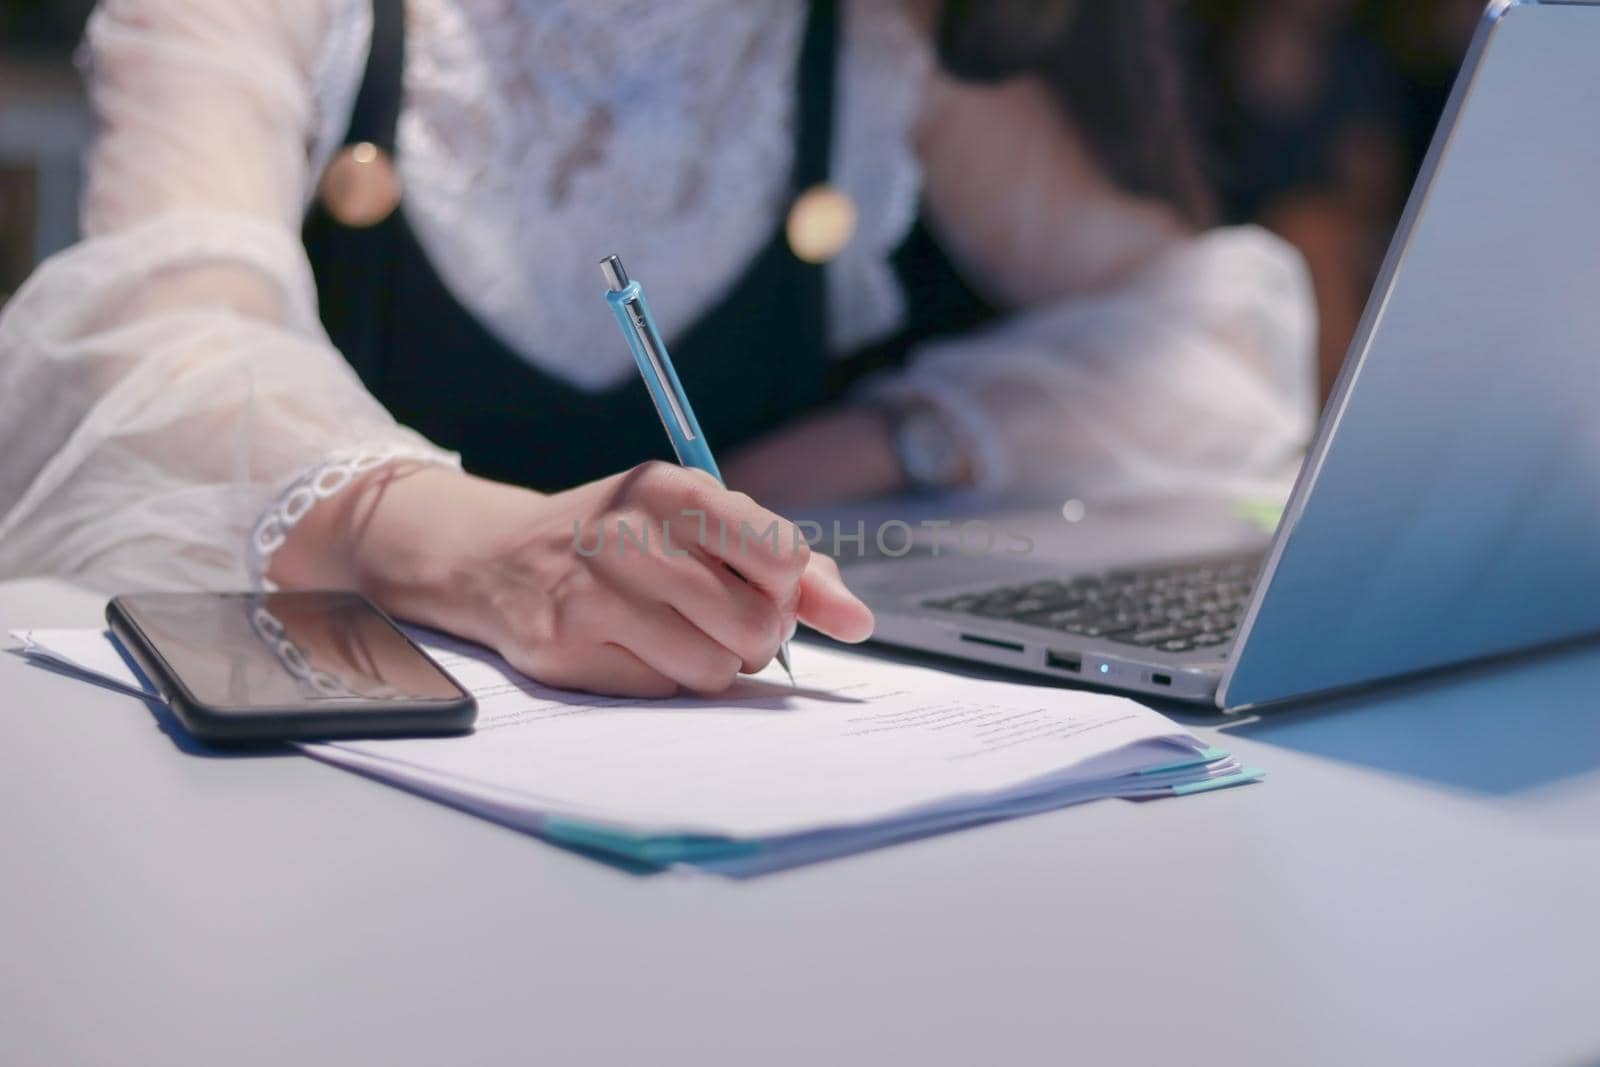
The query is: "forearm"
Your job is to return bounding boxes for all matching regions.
[268,465,532,641]
[861,226,1319,502]
[0,1,447,593]
[721,408,906,508]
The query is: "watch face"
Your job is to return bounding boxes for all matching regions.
[897,409,962,490]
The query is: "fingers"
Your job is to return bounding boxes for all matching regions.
[647,552,785,673]
[590,524,785,673]
[505,587,743,696]
[525,643,679,700]
[471,462,865,700]
[540,461,859,692]
[796,552,875,644]
[620,462,811,613]
[604,599,744,694]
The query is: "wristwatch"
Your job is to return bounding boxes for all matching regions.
[884,401,970,493]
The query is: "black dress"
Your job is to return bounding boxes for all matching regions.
[303,0,994,492]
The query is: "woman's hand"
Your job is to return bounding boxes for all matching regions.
[270,462,875,697]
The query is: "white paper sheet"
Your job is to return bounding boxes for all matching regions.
[306,631,1210,839]
[9,628,152,698]
[11,627,1257,870]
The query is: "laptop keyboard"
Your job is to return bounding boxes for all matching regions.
[922,553,1265,653]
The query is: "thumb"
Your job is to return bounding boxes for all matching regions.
[795,552,875,644]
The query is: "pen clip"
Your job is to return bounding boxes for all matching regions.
[625,300,697,444]
[602,255,720,479]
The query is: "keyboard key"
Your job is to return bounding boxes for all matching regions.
[1062,622,1124,638]
[1016,609,1079,629]
[1125,626,1199,647]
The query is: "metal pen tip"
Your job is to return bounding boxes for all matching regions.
[600,254,629,292]
[776,641,795,686]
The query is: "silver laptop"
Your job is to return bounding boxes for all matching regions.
[845,0,1600,710]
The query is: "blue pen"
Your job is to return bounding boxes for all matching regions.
[601,254,795,685]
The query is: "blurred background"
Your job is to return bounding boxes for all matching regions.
[1,0,94,299]
[1,0,1482,399]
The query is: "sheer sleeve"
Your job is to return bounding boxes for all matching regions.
[0,0,457,593]
[862,225,1318,504]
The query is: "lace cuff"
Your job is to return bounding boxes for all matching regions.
[248,443,460,587]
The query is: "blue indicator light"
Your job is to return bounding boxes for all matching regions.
[1099,664,1110,675]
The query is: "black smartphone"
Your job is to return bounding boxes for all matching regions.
[106,591,476,743]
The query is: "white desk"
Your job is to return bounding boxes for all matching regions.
[3,577,1598,1066]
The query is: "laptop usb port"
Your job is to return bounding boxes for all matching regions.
[959,634,1025,654]
[1150,673,1173,687]
[1045,650,1082,673]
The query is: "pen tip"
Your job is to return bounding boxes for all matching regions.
[776,642,795,686]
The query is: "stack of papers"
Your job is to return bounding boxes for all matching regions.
[13,628,1261,876]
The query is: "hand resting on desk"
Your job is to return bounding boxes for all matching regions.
[268,461,875,698]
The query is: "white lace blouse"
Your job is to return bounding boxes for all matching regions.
[0,0,1317,592]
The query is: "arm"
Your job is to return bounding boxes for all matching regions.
[916,73,1190,308]
[0,0,452,591]
[888,71,1318,501]
[726,72,1317,506]
[0,0,869,693]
